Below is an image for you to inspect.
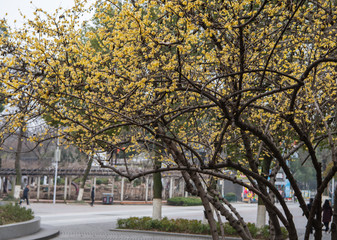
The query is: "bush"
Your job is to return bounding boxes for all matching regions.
[96,178,109,185]
[2,194,16,201]
[247,222,259,238]
[117,216,288,239]
[132,178,142,187]
[259,225,288,239]
[260,225,270,239]
[0,203,34,225]
[167,197,202,206]
[117,217,210,235]
[224,192,237,202]
[57,177,65,185]
[222,222,237,235]
[281,227,288,239]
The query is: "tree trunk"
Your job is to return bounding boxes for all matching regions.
[210,189,252,239]
[313,197,322,240]
[257,199,266,228]
[77,154,93,201]
[189,174,220,240]
[77,188,84,201]
[214,209,225,240]
[14,126,24,199]
[152,198,162,220]
[268,207,283,240]
[157,126,219,239]
[257,154,271,228]
[152,159,162,220]
[268,176,277,239]
[331,184,337,240]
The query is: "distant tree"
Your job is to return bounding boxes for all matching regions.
[290,151,317,190]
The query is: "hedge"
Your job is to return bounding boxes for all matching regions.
[117,217,288,239]
[167,197,202,206]
[0,203,34,225]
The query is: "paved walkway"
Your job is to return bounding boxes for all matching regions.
[56,226,331,240]
[53,222,214,240]
[19,202,333,240]
[52,223,331,240]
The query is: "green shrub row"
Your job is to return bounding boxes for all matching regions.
[117,217,288,239]
[118,217,210,235]
[0,203,34,225]
[2,194,17,201]
[96,178,109,185]
[223,192,237,202]
[167,194,238,206]
[167,197,202,206]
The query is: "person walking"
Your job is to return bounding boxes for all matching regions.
[19,185,29,205]
[90,186,95,207]
[322,199,333,233]
[307,198,313,211]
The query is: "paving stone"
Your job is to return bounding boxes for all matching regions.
[51,222,212,240]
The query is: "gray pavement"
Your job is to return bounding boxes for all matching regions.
[53,222,214,240]
[20,202,331,239]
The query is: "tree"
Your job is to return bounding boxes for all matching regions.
[290,152,317,190]
[0,19,58,198]
[2,1,337,240]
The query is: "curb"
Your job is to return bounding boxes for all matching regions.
[110,229,242,240]
[15,199,164,205]
[0,216,40,240]
[0,217,59,240]
[14,225,60,240]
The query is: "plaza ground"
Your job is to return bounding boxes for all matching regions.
[15,201,330,239]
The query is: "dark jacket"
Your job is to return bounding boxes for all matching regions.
[307,202,312,211]
[91,188,95,199]
[322,206,333,223]
[23,187,29,198]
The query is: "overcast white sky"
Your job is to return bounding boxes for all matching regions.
[1,0,94,28]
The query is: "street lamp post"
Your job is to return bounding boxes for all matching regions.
[53,137,60,204]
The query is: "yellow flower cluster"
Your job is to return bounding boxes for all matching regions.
[0,0,337,170]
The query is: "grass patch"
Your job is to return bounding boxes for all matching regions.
[117,217,288,239]
[0,203,34,225]
[167,197,202,206]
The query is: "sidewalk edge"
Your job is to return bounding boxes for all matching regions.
[110,228,242,240]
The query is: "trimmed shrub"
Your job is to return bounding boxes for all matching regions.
[167,197,202,206]
[117,216,288,239]
[281,227,289,239]
[96,178,109,185]
[260,225,288,239]
[132,178,142,187]
[260,225,270,238]
[224,192,237,202]
[247,222,259,238]
[2,194,16,201]
[222,222,237,235]
[118,217,210,235]
[0,203,34,225]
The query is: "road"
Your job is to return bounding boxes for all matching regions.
[23,202,328,239]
